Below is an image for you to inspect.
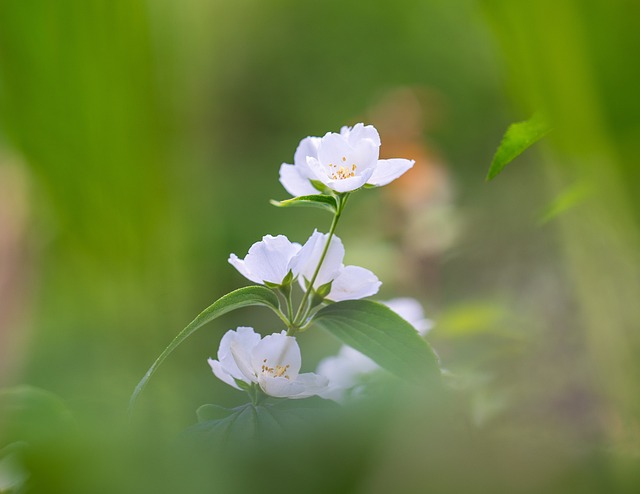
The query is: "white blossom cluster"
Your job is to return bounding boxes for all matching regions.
[208,124,430,401]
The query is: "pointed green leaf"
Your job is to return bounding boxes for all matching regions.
[190,404,259,443]
[486,114,552,181]
[187,400,336,444]
[187,404,281,444]
[311,300,440,382]
[128,286,280,414]
[270,194,337,213]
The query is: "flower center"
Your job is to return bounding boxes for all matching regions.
[261,358,291,379]
[328,156,357,180]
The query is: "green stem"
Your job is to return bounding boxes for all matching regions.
[273,306,292,328]
[284,289,297,336]
[285,288,294,323]
[247,384,260,405]
[291,193,349,329]
[275,286,296,331]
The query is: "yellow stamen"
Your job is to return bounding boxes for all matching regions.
[260,361,291,380]
[330,164,357,180]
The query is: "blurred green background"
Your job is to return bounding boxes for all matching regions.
[1,0,639,492]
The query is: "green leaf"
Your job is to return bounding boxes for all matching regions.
[187,400,336,445]
[486,114,552,181]
[187,404,284,444]
[190,404,259,443]
[270,194,337,213]
[128,286,280,414]
[311,300,441,382]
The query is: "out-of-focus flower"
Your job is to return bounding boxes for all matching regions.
[0,445,28,493]
[317,297,432,401]
[279,123,414,195]
[382,297,433,335]
[208,327,328,399]
[228,235,301,286]
[316,345,379,401]
[291,230,381,301]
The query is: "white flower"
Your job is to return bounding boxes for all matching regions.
[290,230,381,301]
[228,234,301,285]
[208,327,328,399]
[279,123,414,195]
[317,298,432,401]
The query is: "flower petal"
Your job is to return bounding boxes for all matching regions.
[251,332,302,379]
[258,376,298,398]
[279,163,318,197]
[293,136,321,170]
[305,156,332,187]
[246,235,301,284]
[327,265,381,301]
[229,235,301,285]
[208,358,242,390]
[367,158,415,187]
[323,169,373,193]
[259,372,328,399]
[290,230,345,289]
[231,340,259,383]
[228,254,260,284]
[211,327,260,387]
[341,123,381,147]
